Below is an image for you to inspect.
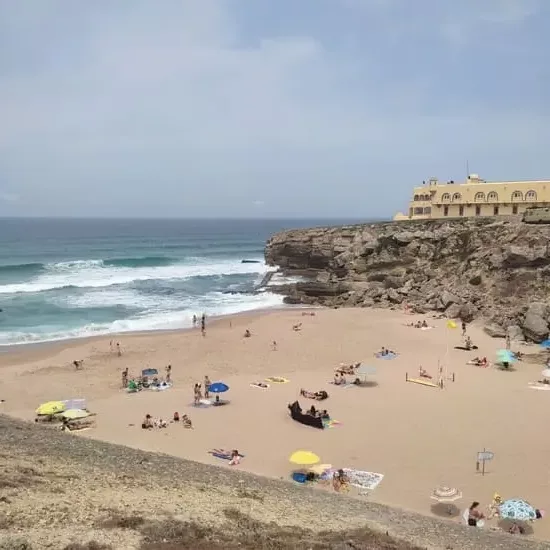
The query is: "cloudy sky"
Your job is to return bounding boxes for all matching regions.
[0,0,548,218]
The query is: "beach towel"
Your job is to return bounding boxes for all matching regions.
[528,383,550,391]
[250,382,270,390]
[375,352,397,360]
[190,399,212,408]
[208,450,245,461]
[320,468,384,491]
[454,345,478,351]
[420,326,434,331]
[149,382,172,391]
[328,381,354,388]
[212,399,230,406]
[265,376,289,384]
[323,419,342,428]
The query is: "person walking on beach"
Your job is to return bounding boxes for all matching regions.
[193,384,200,406]
[461,320,467,337]
[166,365,172,384]
[121,368,129,388]
[116,342,122,356]
[192,314,197,327]
[505,333,511,350]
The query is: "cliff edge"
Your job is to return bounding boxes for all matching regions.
[265,217,550,342]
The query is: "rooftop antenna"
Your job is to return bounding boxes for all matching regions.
[466,160,470,180]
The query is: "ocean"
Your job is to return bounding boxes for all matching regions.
[0,218,356,346]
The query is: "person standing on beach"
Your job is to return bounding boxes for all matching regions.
[204,375,211,398]
[166,365,172,384]
[505,333,511,350]
[201,313,206,336]
[121,368,128,388]
[192,314,197,327]
[117,342,122,356]
[461,321,467,337]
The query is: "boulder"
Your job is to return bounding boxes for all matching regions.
[484,324,506,338]
[469,274,482,286]
[527,302,548,319]
[445,303,462,319]
[440,290,459,309]
[507,324,525,342]
[522,312,549,343]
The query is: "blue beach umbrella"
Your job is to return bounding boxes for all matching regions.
[540,339,550,349]
[208,382,229,393]
[499,499,537,521]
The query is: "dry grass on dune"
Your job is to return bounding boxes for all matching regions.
[0,416,547,550]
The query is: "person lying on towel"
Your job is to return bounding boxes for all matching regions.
[300,389,329,400]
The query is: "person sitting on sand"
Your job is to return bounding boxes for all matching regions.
[154,418,167,428]
[307,405,317,416]
[486,493,502,519]
[182,414,193,429]
[465,336,474,350]
[244,329,251,338]
[214,395,222,406]
[333,373,341,385]
[467,502,485,527]
[142,414,153,429]
[173,412,180,422]
[421,320,428,328]
[229,449,241,466]
[73,359,84,370]
[320,409,330,420]
[419,366,432,379]
[332,469,349,492]
[271,340,278,351]
[292,323,302,332]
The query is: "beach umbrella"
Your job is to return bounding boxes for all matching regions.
[540,340,550,349]
[542,369,550,379]
[431,486,463,503]
[289,450,320,466]
[61,409,89,420]
[496,349,516,364]
[357,365,377,377]
[142,368,158,377]
[499,499,538,521]
[36,401,65,416]
[208,382,229,393]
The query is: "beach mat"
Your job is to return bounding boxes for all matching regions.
[265,376,289,384]
[320,468,384,491]
[407,378,439,388]
[375,352,397,360]
[208,450,245,461]
[250,383,270,390]
[528,384,550,391]
[328,381,355,388]
[323,419,342,428]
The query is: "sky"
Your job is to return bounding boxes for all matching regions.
[0,0,549,219]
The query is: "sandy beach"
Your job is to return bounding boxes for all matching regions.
[2,307,549,540]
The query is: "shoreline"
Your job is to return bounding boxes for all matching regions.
[0,301,305,357]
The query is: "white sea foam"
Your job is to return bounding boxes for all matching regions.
[267,273,306,286]
[0,258,267,295]
[0,291,284,346]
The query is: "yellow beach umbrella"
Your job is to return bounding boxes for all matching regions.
[36,401,65,416]
[289,450,320,466]
[61,409,89,420]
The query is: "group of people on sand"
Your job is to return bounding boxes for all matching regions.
[142,412,192,429]
[192,313,207,336]
[406,319,430,329]
[122,364,172,390]
[377,347,396,356]
[306,404,330,420]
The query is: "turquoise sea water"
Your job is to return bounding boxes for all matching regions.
[0,218,358,346]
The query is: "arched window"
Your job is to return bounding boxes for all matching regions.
[526,190,537,201]
[414,194,420,201]
[487,191,498,202]
[441,193,451,202]
[474,192,485,202]
[511,190,523,202]
[452,193,462,201]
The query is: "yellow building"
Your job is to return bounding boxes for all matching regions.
[393,174,550,221]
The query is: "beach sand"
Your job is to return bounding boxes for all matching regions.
[2,307,549,539]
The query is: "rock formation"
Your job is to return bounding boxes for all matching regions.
[265,217,550,342]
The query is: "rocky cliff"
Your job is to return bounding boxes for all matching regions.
[265,217,550,342]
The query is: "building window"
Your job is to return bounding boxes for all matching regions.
[414,207,424,215]
[413,194,420,201]
[474,192,485,202]
[487,191,498,202]
[512,205,518,214]
[511,190,523,202]
[526,190,537,201]
[423,207,431,215]
[443,206,449,216]
[441,193,451,202]
[475,205,481,216]
[494,206,499,215]
[459,205,464,216]
[423,194,430,201]
[452,193,462,201]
